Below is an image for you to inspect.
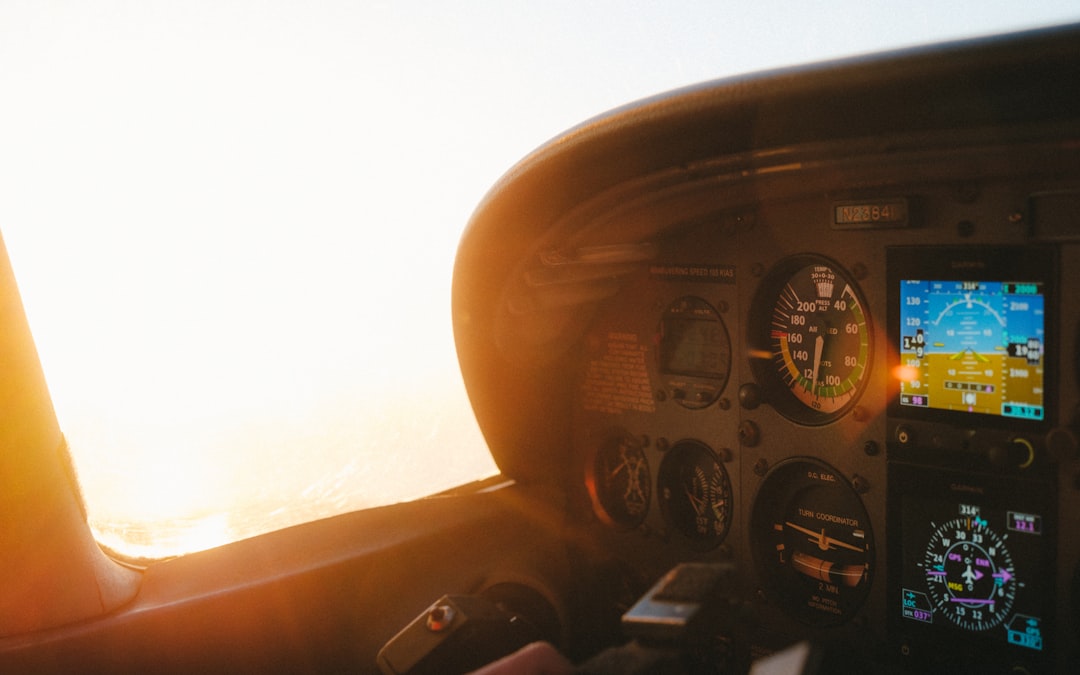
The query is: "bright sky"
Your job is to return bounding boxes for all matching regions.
[1,2,1077,557]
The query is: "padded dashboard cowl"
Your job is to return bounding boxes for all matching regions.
[452,24,1080,483]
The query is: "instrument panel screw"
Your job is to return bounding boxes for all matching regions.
[655,389,667,402]
[717,397,731,411]
[752,458,769,477]
[738,420,761,447]
[751,262,764,277]
[863,440,880,456]
[717,447,734,463]
[656,438,670,453]
[852,474,871,494]
[851,262,868,281]
[851,405,869,422]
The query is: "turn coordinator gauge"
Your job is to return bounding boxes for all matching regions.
[750,458,875,626]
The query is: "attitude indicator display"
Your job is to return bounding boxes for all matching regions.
[897,279,1045,421]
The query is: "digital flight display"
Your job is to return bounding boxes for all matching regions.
[657,296,732,409]
[659,297,731,381]
[897,279,1045,421]
[661,317,728,378]
[890,465,1055,669]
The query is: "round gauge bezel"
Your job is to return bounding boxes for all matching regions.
[656,439,733,550]
[585,432,652,529]
[748,254,873,425]
[749,457,875,626]
[656,296,732,409]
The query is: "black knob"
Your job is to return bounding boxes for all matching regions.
[738,383,762,410]
[987,438,1034,469]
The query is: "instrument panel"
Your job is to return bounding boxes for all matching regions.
[450,24,1080,674]
[568,180,1080,672]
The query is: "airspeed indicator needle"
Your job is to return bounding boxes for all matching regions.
[811,334,824,393]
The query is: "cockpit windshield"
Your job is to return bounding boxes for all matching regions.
[1,1,1077,560]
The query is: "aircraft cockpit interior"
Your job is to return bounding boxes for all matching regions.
[2,19,1080,675]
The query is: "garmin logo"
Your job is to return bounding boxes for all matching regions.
[950,260,986,270]
[949,482,986,495]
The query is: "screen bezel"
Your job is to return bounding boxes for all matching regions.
[886,462,1057,670]
[886,245,1058,432]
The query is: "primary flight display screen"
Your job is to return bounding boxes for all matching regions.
[897,279,1045,421]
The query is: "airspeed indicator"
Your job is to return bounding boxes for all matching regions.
[750,255,872,425]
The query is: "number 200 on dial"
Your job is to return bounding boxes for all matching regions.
[752,256,872,425]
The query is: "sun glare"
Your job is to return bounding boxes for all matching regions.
[91,514,234,562]
[3,1,1078,559]
[0,3,501,558]
[892,364,921,384]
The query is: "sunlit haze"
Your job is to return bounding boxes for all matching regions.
[1,2,1077,559]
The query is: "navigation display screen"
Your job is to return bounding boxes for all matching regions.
[897,279,1045,421]
[888,464,1055,670]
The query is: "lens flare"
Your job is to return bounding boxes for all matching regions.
[892,364,920,383]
